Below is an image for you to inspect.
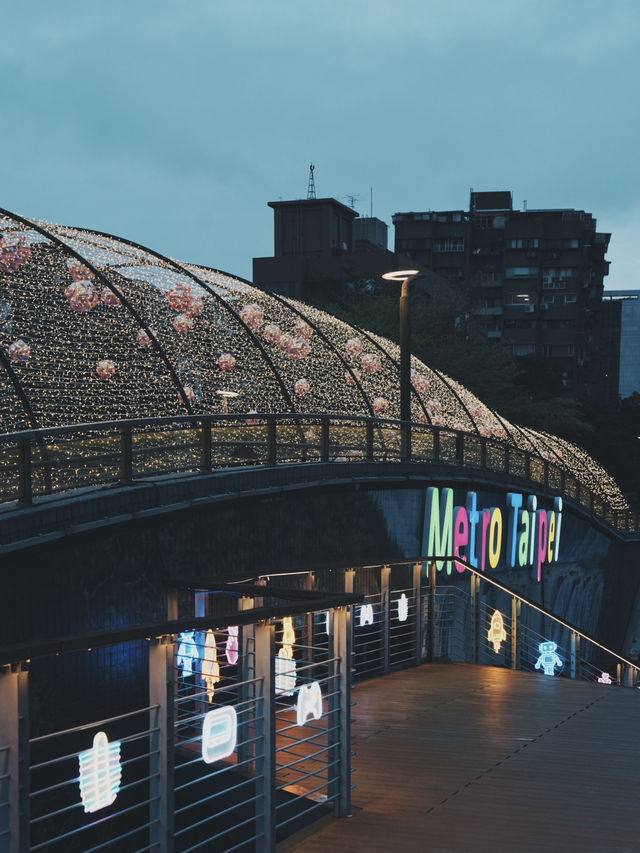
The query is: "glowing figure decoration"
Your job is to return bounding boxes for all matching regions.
[177,631,198,676]
[324,611,330,634]
[359,603,374,626]
[397,593,408,623]
[535,641,563,676]
[226,625,239,665]
[202,706,237,764]
[201,630,221,702]
[282,616,296,651]
[487,610,507,653]
[275,646,297,695]
[296,681,323,726]
[78,731,122,814]
[597,671,613,685]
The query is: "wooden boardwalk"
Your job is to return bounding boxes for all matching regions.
[280,663,640,853]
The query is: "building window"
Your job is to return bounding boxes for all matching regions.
[433,238,464,252]
[512,344,536,356]
[506,292,536,305]
[507,238,539,249]
[505,267,538,278]
[564,293,577,303]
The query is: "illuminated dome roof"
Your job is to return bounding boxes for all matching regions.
[0,208,626,509]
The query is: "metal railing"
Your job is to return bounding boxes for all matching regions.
[0,412,637,536]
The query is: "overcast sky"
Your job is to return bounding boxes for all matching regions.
[1,0,639,288]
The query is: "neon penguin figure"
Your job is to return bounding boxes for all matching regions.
[487,610,507,653]
[535,641,563,676]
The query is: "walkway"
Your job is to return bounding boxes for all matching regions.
[282,663,640,853]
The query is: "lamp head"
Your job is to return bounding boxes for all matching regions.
[382,269,420,282]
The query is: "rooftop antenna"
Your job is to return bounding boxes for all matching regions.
[370,186,373,218]
[307,163,316,200]
[523,199,528,211]
[344,194,359,210]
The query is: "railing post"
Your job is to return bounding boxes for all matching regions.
[511,597,520,671]
[427,561,436,662]
[329,606,352,818]
[366,420,374,461]
[617,662,623,685]
[455,431,464,465]
[199,419,212,473]
[544,461,549,488]
[119,425,133,485]
[480,437,487,470]
[266,417,277,466]
[237,596,255,772]
[504,445,510,476]
[0,664,29,853]
[470,573,480,664]
[252,622,276,853]
[413,562,423,664]
[381,565,391,674]
[433,428,440,463]
[525,452,531,481]
[320,419,330,463]
[401,422,411,463]
[304,572,314,652]
[627,666,636,688]
[570,632,580,679]
[148,638,175,853]
[17,440,32,507]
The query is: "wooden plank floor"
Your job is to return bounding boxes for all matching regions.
[280,663,640,852]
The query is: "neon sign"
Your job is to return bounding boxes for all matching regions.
[397,593,408,623]
[535,641,563,676]
[202,629,221,702]
[597,672,613,685]
[424,488,563,581]
[487,610,507,653]
[360,603,374,626]
[282,616,296,650]
[225,625,239,666]
[177,631,198,677]
[78,732,122,814]
[296,681,323,726]
[202,706,237,763]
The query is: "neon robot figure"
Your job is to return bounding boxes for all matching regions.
[534,641,563,676]
[296,681,323,726]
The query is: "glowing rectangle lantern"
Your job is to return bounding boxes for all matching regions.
[202,706,237,763]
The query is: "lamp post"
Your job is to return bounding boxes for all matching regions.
[382,269,421,460]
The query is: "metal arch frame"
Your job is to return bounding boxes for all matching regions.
[0,208,196,415]
[521,425,600,488]
[0,346,40,430]
[61,225,299,414]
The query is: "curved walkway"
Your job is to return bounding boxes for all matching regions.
[283,663,640,853]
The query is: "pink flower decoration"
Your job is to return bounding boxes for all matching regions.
[217,353,236,372]
[0,233,31,274]
[345,337,363,358]
[8,339,30,364]
[411,370,430,393]
[101,287,122,308]
[65,281,99,312]
[373,397,389,415]
[188,295,204,317]
[294,377,311,396]
[66,258,94,281]
[345,368,362,386]
[167,284,193,313]
[294,318,313,340]
[96,359,116,379]
[240,303,264,332]
[173,313,193,334]
[136,328,156,348]
[263,323,281,344]
[361,352,382,375]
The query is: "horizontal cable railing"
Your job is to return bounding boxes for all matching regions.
[0,412,636,536]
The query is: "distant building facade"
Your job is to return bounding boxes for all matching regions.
[602,291,640,399]
[253,197,396,299]
[393,190,611,396]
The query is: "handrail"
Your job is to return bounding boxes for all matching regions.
[0,411,636,536]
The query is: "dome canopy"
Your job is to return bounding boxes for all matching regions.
[0,208,626,509]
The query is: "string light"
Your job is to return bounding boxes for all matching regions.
[0,212,628,511]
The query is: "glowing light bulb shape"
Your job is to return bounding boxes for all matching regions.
[282,616,296,651]
[202,706,237,763]
[487,610,507,653]
[226,625,239,666]
[201,629,221,702]
[597,671,613,685]
[78,731,122,814]
[275,646,297,695]
[177,631,198,676]
[534,641,563,676]
[296,681,323,726]
[359,603,374,627]
[397,593,408,623]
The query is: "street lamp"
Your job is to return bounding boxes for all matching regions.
[216,390,240,414]
[382,269,421,459]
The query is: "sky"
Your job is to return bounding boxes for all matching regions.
[1,0,639,288]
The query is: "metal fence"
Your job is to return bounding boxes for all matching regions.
[1,412,636,536]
